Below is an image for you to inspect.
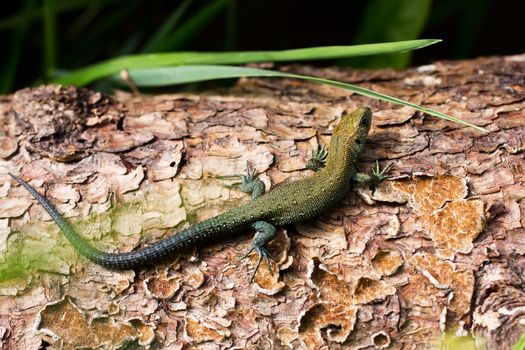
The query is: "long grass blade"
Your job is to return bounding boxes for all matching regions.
[53,39,441,86]
[141,0,194,53]
[0,0,36,93]
[42,0,57,78]
[61,3,139,68]
[0,0,125,31]
[122,65,486,132]
[345,0,432,68]
[225,0,236,50]
[162,0,228,50]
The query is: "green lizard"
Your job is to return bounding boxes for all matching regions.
[10,107,391,281]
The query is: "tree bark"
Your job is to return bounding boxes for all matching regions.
[0,54,523,349]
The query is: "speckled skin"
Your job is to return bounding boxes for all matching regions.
[11,107,376,269]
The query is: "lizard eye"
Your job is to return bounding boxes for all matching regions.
[360,118,370,127]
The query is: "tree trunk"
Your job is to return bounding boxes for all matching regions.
[0,54,523,349]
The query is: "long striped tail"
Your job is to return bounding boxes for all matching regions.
[10,174,248,269]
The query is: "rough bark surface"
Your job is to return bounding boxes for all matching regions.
[0,54,523,350]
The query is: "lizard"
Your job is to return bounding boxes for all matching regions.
[10,106,391,282]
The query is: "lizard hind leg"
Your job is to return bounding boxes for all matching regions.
[243,220,277,283]
[240,160,266,200]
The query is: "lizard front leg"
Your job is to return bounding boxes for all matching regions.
[240,161,265,200]
[242,221,277,283]
[353,161,393,185]
[306,144,328,172]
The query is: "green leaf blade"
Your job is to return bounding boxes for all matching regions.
[120,64,486,132]
[53,39,441,86]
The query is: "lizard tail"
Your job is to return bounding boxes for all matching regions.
[10,174,249,269]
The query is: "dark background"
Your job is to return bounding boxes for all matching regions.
[1,0,524,93]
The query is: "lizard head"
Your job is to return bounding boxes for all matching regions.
[324,107,372,170]
[333,107,372,145]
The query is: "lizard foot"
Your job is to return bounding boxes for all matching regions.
[372,160,393,183]
[243,245,276,283]
[306,145,328,172]
[241,160,265,200]
[244,220,278,283]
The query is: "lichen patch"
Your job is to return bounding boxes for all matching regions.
[370,249,404,277]
[386,175,467,216]
[352,276,396,304]
[408,253,474,320]
[35,297,153,349]
[144,269,181,300]
[374,175,485,258]
[298,258,397,347]
[424,199,485,258]
[298,303,357,348]
[184,316,228,343]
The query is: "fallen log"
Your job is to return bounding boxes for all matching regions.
[0,54,523,349]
